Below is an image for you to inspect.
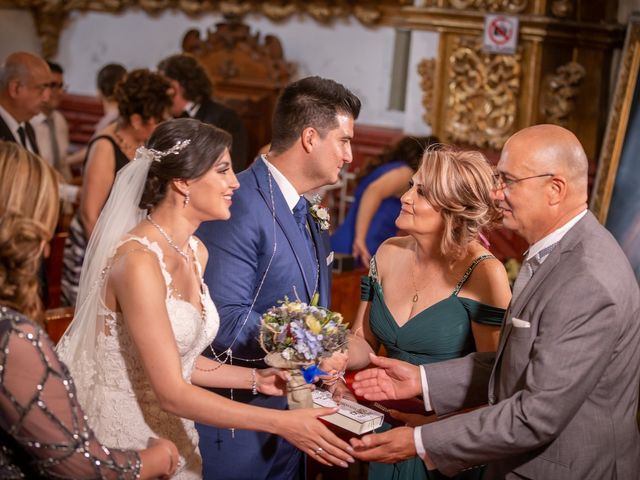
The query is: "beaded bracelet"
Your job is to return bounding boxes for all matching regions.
[251,368,258,395]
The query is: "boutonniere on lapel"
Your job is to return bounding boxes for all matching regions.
[309,195,330,231]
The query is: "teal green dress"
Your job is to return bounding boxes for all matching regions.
[362,255,505,480]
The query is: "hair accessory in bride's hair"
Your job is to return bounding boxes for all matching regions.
[136,139,191,163]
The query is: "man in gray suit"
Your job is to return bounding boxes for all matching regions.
[349,124,640,479]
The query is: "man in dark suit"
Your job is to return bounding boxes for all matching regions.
[196,76,361,479]
[349,125,640,479]
[0,51,51,154]
[158,53,249,172]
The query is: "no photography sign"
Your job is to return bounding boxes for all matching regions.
[483,14,519,54]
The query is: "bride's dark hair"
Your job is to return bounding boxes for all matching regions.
[139,118,232,209]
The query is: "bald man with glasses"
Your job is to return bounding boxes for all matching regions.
[348,124,640,480]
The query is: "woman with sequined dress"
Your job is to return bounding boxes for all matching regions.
[0,141,178,479]
[57,119,355,479]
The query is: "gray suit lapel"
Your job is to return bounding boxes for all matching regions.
[487,211,594,402]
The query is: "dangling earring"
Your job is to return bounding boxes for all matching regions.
[183,191,190,208]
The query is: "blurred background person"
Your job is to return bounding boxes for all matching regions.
[61,68,172,306]
[0,141,178,479]
[67,62,128,170]
[330,147,512,480]
[95,62,127,132]
[331,136,438,266]
[0,51,51,154]
[32,61,71,181]
[31,61,79,211]
[158,53,249,172]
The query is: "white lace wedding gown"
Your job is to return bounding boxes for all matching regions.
[86,236,219,479]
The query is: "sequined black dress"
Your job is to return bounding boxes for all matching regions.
[0,305,141,479]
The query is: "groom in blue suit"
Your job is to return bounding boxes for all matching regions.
[196,76,361,479]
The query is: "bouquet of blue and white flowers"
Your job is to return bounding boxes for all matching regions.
[260,297,348,408]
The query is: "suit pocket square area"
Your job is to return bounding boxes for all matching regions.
[511,317,530,328]
[326,251,334,266]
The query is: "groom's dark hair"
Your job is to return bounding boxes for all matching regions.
[270,76,361,155]
[139,118,231,210]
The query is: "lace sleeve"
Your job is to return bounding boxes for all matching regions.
[0,310,141,479]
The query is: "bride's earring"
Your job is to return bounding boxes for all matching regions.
[183,191,190,208]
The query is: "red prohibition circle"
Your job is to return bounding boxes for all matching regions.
[488,16,513,45]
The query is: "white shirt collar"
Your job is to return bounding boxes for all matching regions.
[526,209,588,261]
[0,104,22,142]
[262,155,301,212]
[31,112,47,125]
[184,101,200,118]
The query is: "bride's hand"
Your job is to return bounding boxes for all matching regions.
[256,368,290,396]
[274,407,355,467]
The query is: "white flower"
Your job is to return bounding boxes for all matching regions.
[309,204,330,231]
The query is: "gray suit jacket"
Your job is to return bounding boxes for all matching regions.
[421,211,640,479]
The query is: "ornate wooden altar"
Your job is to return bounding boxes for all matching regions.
[181,22,296,159]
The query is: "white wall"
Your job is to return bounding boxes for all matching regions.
[1,7,434,134]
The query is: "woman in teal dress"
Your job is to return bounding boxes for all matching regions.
[327,146,512,480]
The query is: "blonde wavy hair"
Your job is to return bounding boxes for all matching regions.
[417,146,501,259]
[0,142,59,319]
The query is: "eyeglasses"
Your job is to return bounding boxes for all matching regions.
[493,171,554,190]
[48,81,67,91]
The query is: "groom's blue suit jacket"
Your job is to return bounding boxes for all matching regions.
[195,157,333,479]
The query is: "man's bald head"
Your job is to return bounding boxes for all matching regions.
[504,124,589,200]
[0,52,49,90]
[495,124,589,244]
[0,52,51,122]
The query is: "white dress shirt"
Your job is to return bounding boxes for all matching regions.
[32,110,70,172]
[414,209,588,465]
[0,104,37,154]
[262,155,302,212]
[182,101,201,118]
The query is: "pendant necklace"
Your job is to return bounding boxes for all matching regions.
[146,214,190,262]
[410,266,424,303]
[410,250,427,303]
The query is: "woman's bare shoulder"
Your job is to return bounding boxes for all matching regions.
[375,236,413,272]
[461,248,511,308]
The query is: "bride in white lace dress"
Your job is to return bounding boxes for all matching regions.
[57,119,355,479]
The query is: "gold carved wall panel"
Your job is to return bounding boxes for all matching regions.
[410,2,623,160]
[443,36,521,149]
[540,61,586,127]
[446,0,528,13]
[0,0,412,58]
[417,58,436,129]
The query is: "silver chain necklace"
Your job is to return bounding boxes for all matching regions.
[146,214,190,262]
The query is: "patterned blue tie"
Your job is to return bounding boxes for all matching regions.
[293,197,318,285]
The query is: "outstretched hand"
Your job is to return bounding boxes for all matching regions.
[277,407,355,468]
[352,353,422,401]
[350,426,416,463]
